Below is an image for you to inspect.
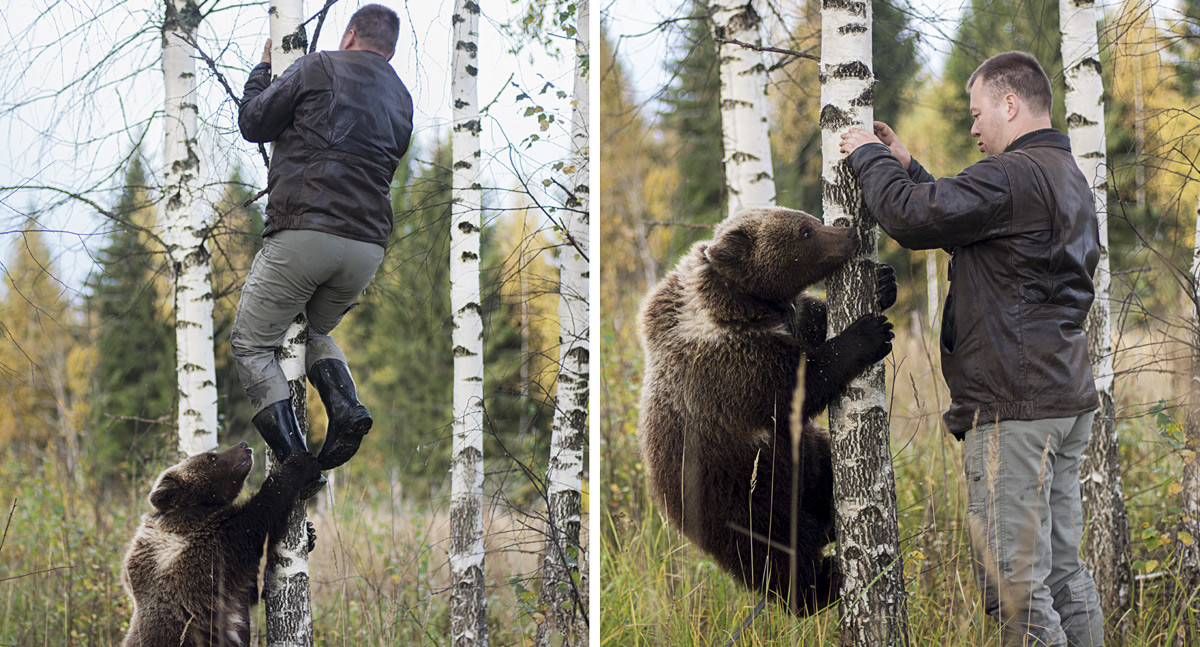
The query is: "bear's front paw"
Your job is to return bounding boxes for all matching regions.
[306,521,317,553]
[844,313,895,365]
[282,451,322,485]
[875,263,897,312]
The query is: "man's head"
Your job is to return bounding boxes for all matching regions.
[340,4,400,61]
[966,51,1053,156]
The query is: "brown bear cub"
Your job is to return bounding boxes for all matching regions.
[638,206,896,615]
[121,442,322,647]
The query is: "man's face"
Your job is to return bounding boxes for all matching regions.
[968,81,1009,157]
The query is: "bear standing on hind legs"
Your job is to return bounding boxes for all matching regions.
[120,443,323,647]
[637,206,897,615]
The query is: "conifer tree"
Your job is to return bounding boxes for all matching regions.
[85,157,175,475]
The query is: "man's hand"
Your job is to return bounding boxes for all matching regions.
[839,122,912,170]
[872,121,912,170]
[261,38,272,64]
[839,128,882,157]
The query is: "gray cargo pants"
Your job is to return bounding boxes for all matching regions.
[231,229,384,413]
[963,412,1105,647]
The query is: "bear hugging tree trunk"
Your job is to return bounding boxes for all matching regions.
[637,206,896,615]
[120,442,323,647]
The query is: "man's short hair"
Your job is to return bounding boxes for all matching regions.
[967,51,1053,117]
[347,4,399,55]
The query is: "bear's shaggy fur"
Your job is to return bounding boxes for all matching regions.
[638,206,896,614]
[121,443,322,647]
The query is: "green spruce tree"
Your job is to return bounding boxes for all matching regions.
[84,156,175,476]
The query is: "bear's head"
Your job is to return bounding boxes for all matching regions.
[148,442,254,512]
[704,207,858,301]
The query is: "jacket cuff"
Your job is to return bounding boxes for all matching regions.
[848,142,894,174]
[250,62,272,76]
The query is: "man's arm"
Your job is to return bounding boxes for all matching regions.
[238,40,307,143]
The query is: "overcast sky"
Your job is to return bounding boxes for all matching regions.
[0,0,577,295]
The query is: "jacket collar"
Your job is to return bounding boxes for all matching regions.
[1004,128,1070,153]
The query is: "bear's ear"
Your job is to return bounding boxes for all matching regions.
[705,227,753,270]
[148,473,182,511]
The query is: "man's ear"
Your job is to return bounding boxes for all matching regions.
[706,227,753,270]
[149,474,181,511]
[1003,92,1019,121]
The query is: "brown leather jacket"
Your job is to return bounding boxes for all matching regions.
[849,129,1099,438]
[239,50,413,247]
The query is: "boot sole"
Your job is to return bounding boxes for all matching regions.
[317,412,372,470]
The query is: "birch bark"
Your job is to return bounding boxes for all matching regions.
[1182,193,1200,641]
[450,1,487,645]
[1061,0,1131,618]
[536,2,589,645]
[163,0,217,456]
[710,0,775,215]
[261,4,314,644]
[819,1,908,644]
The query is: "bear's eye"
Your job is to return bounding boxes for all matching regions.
[802,229,812,239]
[209,454,217,462]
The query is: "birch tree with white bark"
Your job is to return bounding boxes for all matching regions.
[819,1,909,644]
[163,0,218,457]
[1183,193,1200,639]
[260,2,316,643]
[449,0,488,645]
[1060,0,1131,619]
[710,0,775,215]
[536,1,589,643]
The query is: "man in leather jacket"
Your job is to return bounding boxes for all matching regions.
[840,52,1104,646]
[231,4,413,485]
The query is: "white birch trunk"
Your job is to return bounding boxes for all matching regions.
[261,5,314,644]
[820,2,909,644]
[1181,193,1200,644]
[710,0,775,215]
[926,250,939,336]
[1061,0,1131,618]
[163,0,217,457]
[536,2,589,645]
[450,1,487,645]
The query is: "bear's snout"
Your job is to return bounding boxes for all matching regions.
[845,227,858,241]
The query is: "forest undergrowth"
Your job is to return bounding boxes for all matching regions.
[601,292,1199,646]
[0,448,569,645]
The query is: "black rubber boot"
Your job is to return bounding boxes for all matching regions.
[309,359,373,470]
[252,400,325,497]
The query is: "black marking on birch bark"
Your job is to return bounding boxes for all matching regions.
[821,0,867,17]
[729,151,762,163]
[829,61,872,80]
[739,62,767,76]
[454,98,469,109]
[820,104,856,131]
[728,3,762,34]
[721,98,755,110]
[281,26,308,53]
[838,23,868,34]
[171,149,201,173]
[453,160,474,170]
[850,82,875,107]
[458,221,480,234]
[466,64,478,77]
[452,120,482,135]
[456,41,479,55]
[453,345,479,358]
[452,13,464,25]
[1076,57,1101,75]
[1071,0,1095,7]
[753,171,772,182]
[180,71,195,80]
[1081,151,1106,160]
[464,0,481,14]
[460,251,478,262]
[470,182,482,190]
[1067,113,1098,128]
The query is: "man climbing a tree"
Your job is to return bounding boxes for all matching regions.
[232,4,413,484]
[839,51,1104,646]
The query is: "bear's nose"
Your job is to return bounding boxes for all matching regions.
[846,228,859,241]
